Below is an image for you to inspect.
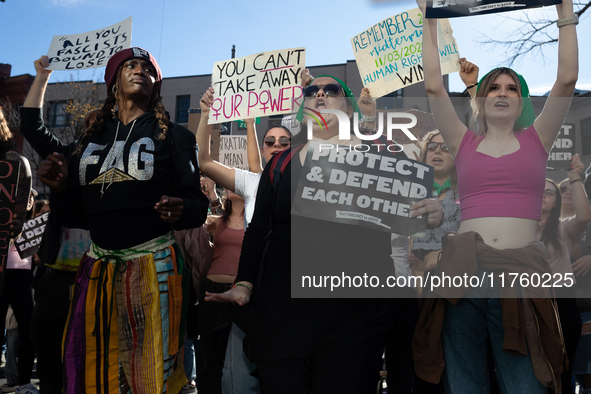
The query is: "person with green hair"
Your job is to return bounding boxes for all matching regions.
[414,0,579,391]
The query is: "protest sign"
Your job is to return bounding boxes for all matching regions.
[46,16,132,71]
[15,211,49,259]
[208,48,306,124]
[351,8,460,98]
[0,160,20,293]
[547,124,575,171]
[426,0,560,18]
[220,135,249,171]
[292,142,434,236]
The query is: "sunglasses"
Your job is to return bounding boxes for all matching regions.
[264,136,291,147]
[543,189,557,198]
[426,142,449,152]
[560,184,572,194]
[303,84,343,98]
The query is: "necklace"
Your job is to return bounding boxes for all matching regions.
[486,134,515,156]
[100,118,137,198]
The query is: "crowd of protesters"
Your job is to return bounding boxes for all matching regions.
[0,0,589,392]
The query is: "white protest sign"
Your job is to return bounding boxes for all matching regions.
[351,8,460,98]
[220,135,249,171]
[208,48,306,124]
[46,16,132,71]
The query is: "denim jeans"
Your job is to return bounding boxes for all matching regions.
[5,327,19,384]
[441,270,547,394]
[222,324,260,394]
[184,339,196,383]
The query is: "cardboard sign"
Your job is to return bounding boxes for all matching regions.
[292,142,434,236]
[426,0,561,18]
[351,8,460,98]
[547,124,575,171]
[46,16,132,70]
[208,48,306,124]
[220,136,249,171]
[0,160,20,294]
[15,211,49,259]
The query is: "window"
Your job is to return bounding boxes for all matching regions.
[46,101,68,128]
[175,95,191,123]
[581,117,591,156]
[377,89,403,110]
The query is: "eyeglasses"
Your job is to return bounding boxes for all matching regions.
[543,189,557,198]
[303,84,343,98]
[426,142,449,152]
[560,184,572,194]
[264,136,291,147]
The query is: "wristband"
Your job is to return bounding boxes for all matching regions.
[569,178,582,185]
[557,15,579,27]
[232,283,252,294]
[466,83,478,89]
[364,116,376,122]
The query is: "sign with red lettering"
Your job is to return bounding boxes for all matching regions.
[0,160,20,293]
[46,16,132,70]
[15,211,49,259]
[208,48,306,124]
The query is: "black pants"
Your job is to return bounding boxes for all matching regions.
[255,324,385,394]
[0,269,36,385]
[197,278,233,394]
[557,297,582,394]
[30,268,77,394]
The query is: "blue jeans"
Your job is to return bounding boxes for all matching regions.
[222,324,260,394]
[442,270,547,394]
[5,327,20,384]
[184,339,196,383]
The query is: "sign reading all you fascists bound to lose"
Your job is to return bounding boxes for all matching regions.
[292,142,434,237]
[46,16,132,71]
[208,48,306,124]
[351,8,460,98]
[426,0,561,18]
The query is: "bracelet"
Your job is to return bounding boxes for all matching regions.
[466,83,478,89]
[557,15,579,27]
[569,178,582,184]
[364,116,376,122]
[232,283,252,294]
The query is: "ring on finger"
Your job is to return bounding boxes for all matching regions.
[167,211,171,218]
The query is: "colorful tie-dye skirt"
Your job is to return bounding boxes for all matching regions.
[62,233,189,394]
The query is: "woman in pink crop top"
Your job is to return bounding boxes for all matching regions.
[198,184,246,394]
[416,0,578,391]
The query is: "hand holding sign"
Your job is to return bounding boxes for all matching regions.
[34,56,53,77]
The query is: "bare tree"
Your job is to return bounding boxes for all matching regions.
[475,1,590,67]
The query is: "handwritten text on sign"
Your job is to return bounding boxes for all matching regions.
[15,212,49,259]
[220,136,249,171]
[46,16,132,71]
[292,142,434,236]
[208,48,306,124]
[351,8,460,98]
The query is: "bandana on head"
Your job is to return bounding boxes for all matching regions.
[295,75,361,122]
[104,47,163,97]
[476,67,535,129]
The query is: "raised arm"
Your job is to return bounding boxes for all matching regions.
[245,118,263,173]
[533,0,578,152]
[195,87,237,191]
[417,0,467,156]
[564,154,590,241]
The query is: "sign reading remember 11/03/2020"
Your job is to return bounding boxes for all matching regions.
[351,8,460,98]
[208,48,306,124]
[46,16,132,71]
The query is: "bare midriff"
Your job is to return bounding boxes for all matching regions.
[206,273,236,284]
[459,217,538,250]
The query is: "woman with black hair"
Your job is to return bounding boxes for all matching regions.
[36,47,209,394]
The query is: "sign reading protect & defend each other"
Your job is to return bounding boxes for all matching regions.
[292,142,434,237]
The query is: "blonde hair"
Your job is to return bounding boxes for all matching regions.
[419,130,457,192]
[470,68,523,136]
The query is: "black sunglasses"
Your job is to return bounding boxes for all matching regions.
[426,142,449,152]
[264,136,291,147]
[303,84,343,98]
[559,184,572,194]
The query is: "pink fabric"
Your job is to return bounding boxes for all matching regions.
[208,221,245,277]
[7,244,31,269]
[455,125,548,221]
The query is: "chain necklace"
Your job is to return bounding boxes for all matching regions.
[485,134,515,156]
[100,118,137,198]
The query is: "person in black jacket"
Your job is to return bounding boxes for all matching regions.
[33,48,209,394]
